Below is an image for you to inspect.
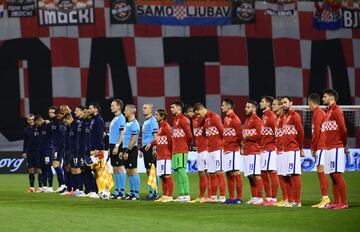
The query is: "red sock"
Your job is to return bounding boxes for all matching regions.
[207,175,212,198]
[279,176,288,200]
[234,174,242,200]
[318,172,329,197]
[249,178,257,197]
[270,172,279,199]
[332,173,347,204]
[218,173,226,196]
[211,174,218,196]
[227,174,235,200]
[162,177,168,196]
[256,177,263,198]
[166,176,174,196]
[261,171,271,198]
[285,176,293,202]
[291,175,302,203]
[199,174,207,198]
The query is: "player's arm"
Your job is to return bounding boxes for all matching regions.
[333,109,348,149]
[113,129,125,155]
[22,129,28,158]
[181,118,193,147]
[311,111,323,153]
[294,114,305,156]
[234,119,243,145]
[213,114,224,138]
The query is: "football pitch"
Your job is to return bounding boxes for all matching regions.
[0,172,359,232]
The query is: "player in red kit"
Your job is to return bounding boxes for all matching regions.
[193,103,226,203]
[242,100,264,205]
[259,96,278,206]
[221,99,243,204]
[281,96,304,207]
[146,109,174,203]
[170,101,193,203]
[322,89,349,209]
[271,98,288,207]
[308,93,331,208]
[183,106,212,203]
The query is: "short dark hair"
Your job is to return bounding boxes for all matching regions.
[193,103,206,112]
[323,88,339,101]
[157,109,167,120]
[89,103,101,112]
[75,105,85,111]
[48,106,58,111]
[171,100,184,110]
[183,104,193,114]
[308,93,321,105]
[112,99,124,110]
[281,96,293,102]
[223,98,235,109]
[261,96,274,106]
[247,100,258,108]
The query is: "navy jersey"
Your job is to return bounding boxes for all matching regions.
[23,126,40,154]
[77,118,87,154]
[85,119,91,152]
[37,123,54,154]
[66,120,79,154]
[89,114,105,150]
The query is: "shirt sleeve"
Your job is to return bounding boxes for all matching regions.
[131,122,140,135]
[294,114,304,148]
[311,110,323,151]
[333,108,347,146]
[151,119,159,133]
[119,116,125,131]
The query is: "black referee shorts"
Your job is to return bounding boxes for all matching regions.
[123,147,138,169]
[109,144,124,167]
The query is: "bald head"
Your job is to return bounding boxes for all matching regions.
[142,104,154,118]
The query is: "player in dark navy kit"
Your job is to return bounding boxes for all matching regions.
[22,114,41,193]
[86,103,105,198]
[63,112,84,196]
[34,115,54,193]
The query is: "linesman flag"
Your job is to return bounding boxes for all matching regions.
[94,159,115,192]
[147,164,157,192]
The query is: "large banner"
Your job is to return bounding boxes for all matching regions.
[342,7,360,28]
[7,0,36,17]
[136,0,232,25]
[0,152,27,174]
[37,0,95,26]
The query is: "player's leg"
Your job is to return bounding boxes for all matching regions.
[260,151,271,202]
[312,149,331,208]
[35,153,44,192]
[43,153,54,192]
[26,154,36,192]
[244,155,257,204]
[142,147,156,199]
[232,152,243,204]
[172,154,184,201]
[53,152,66,192]
[155,159,166,201]
[190,151,207,203]
[110,144,122,198]
[267,151,278,205]
[214,150,226,202]
[289,151,302,207]
[177,153,190,202]
[254,155,264,205]
[223,151,235,204]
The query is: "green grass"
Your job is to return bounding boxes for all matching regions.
[0,172,359,232]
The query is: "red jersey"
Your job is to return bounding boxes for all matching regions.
[242,113,262,155]
[192,116,207,153]
[151,121,172,160]
[282,109,304,152]
[275,113,285,153]
[261,109,276,151]
[321,103,347,149]
[172,113,193,154]
[311,106,326,151]
[204,111,224,152]
[223,111,242,152]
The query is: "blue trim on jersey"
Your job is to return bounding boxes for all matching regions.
[220,150,223,171]
[293,151,296,175]
[232,151,235,171]
[267,151,271,171]
[253,155,256,175]
[164,160,167,175]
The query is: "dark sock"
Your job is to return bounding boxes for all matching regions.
[55,167,65,186]
[38,173,44,188]
[29,173,35,187]
[47,166,53,187]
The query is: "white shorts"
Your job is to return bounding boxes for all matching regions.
[315,149,325,166]
[277,152,288,176]
[324,148,345,174]
[285,151,302,175]
[223,151,242,172]
[260,150,277,171]
[207,150,223,173]
[156,159,172,176]
[197,151,208,172]
[243,155,261,177]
